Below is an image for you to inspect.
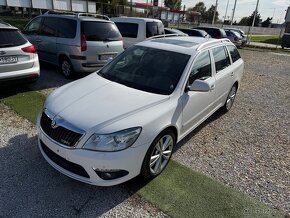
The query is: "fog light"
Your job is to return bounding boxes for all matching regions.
[94,169,129,180]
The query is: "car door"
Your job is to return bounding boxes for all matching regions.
[23,17,43,48]
[212,46,234,108]
[181,51,216,134]
[37,17,57,64]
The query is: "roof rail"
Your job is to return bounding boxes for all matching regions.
[45,10,110,20]
[196,38,231,51]
[77,13,110,20]
[146,33,187,41]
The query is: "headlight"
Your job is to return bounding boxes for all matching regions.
[83,127,142,152]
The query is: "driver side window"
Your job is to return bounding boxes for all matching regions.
[188,51,212,85]
[24,17,42,34]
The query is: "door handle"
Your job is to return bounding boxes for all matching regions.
[36,39,42,42]
[230,72,234,77]
[210,85,215,91]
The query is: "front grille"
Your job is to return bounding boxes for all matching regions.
[40,112,83,147]
[40,140,90,178]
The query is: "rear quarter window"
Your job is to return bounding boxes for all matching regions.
[227,45,241,63]
[114,22,138,38]
[0,29,27,48]
[81,21,121,41]
[212,46,231,72]
[56,18,76,38]
[146,22,164,38]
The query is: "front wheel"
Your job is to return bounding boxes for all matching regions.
[221,85,237,112]
[141,130,175,178]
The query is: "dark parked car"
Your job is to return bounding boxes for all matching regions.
[194,27,227,39]
[225,30,243,47]
[177,28,211,38]
[281,33,290,49]
[164,28,188,35]
[224,28,248,46]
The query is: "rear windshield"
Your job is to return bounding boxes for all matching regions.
[115,22,138,38]
[81,21,121,41]
[146,22,164,38]
[0,29,27,48]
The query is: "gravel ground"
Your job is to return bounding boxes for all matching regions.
[173,49,290,214]
[0,104,168,217]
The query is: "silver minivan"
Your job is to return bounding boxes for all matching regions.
[23,11,124,78]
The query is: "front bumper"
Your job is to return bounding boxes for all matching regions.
[38,126,148,186]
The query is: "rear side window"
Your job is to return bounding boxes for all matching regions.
[146,22,164,38]
[189,51,212,84]
[41,17,57,36]
[212,46,231,72]
[56,18,76,38]
[0,29,27,48]
[227,45,241,63]
[115,22,138,38]
[81,21,121,41]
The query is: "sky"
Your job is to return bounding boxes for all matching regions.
[181,0,290,23]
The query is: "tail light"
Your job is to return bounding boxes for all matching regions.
[81,34,87,52]
[216,36,223,39]
[22,45,37,53]
[234,36,238,42]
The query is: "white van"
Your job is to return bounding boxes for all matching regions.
[111,17,165,48]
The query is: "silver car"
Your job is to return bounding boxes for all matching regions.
[23,11,124,78]
[225,30,243,48]
[0,21,40,84]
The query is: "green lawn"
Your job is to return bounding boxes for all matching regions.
[0,16,30,30]
[0,90,284,218]
[251,35,281,45]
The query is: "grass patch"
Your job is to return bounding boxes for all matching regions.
[135,161,283,218]
[1,91,45,124]
[251,35,281,45]
[1,90,284,218]
[0,16,30,29]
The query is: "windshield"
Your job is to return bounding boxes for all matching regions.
[98,46,190,95]
[81,21,121,41]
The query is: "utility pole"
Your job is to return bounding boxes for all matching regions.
[222,0,230,27]
[230,0,237,25]
[249,0,260,43]
[212,0,218,24]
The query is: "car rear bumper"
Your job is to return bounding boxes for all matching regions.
[37,124,148,186]
[70,59,106,73]
[0,57,40,84]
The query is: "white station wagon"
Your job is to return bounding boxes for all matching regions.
[38,36,244,186]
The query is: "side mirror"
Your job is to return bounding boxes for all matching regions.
[188,79,211,92]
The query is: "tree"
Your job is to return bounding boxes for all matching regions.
[262,17,272,27]
[186,2,206,22]
[239,17,250,26]
[164,0,182,10]
[238,11,261,26]
[203,5,219,23]
[248,10,261,26]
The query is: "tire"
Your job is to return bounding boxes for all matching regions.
[141,130,176,178]
[59,57,74,78]
[221,85,237,112]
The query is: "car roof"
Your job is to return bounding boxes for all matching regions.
[0,21,17,30]
[137,36,231,56]
[111,17,162,23]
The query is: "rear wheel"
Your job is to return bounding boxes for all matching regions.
[60,57,74,78]
[141,130,175,178]
[221,85,237,112]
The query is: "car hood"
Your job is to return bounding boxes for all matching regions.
[45,73,169,131]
